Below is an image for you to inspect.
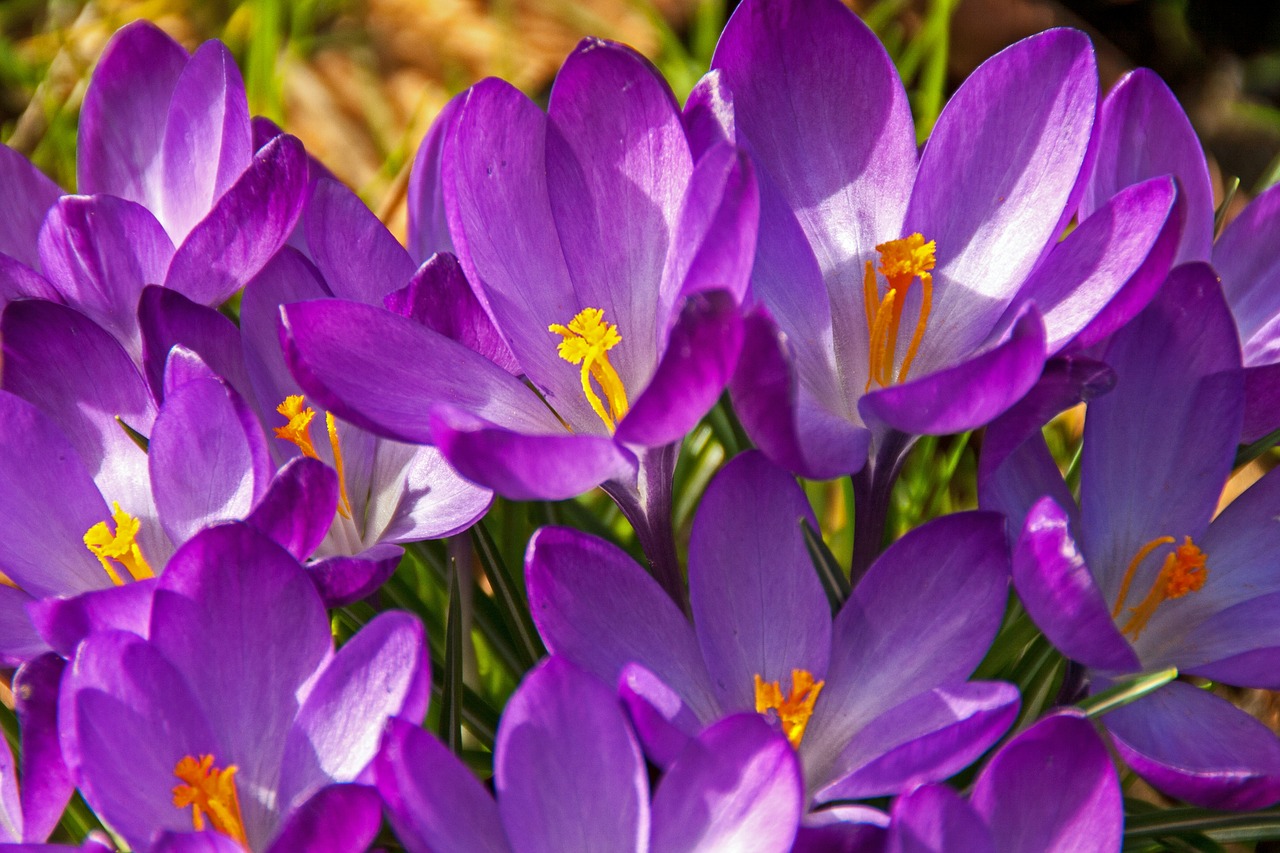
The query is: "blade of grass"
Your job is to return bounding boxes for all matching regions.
[472,521,545,671]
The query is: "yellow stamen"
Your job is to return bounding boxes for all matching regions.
[275,396,353,520]
[754,669,825,749]
[1113,536,1208,640]
[83,503,153,585]
[863,234,937,391]
[548,308,630,433]
[172,754,248,846]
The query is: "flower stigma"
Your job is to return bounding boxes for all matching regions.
[275,395,354,519]
[754,669,825,749]
[864,234,936,391]
[83,502,154,585]
[172,754,248,846]
[1112,535,1208,640]
[548,308,629,433]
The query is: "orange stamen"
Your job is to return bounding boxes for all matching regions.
[1114,536,1208,640]
[754,669,825,749]
[863,234,936,391]
[172,754,248,846]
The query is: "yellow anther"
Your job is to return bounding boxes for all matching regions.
[1113,536,1208,641]
[548,308,630,433]
[275,396,353,520]
[172,754,248,846]
[863,234,936,391]
[83,503,154,585]
[754,669,825,750]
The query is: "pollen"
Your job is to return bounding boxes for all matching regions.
[275,395,353,520]
[172,754,248,846]
[1113,536,1208,641]
[548,308,629,433]
[864,233,936,391]
[83,503,154,585]
[754,669,825,750]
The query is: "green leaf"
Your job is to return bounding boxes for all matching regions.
[1076,667,1177,718]
[1234,425,1280,468]
[801,517,849,613]
[471,521,545,671]
[1214,175,1240,238]
[438,558,464,753]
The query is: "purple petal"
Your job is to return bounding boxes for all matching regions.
[362,440,491,544]
[546,38,690,381]
[245,457,338,559]
[376,719,509,853]
[1242,362,1280,443]
[682,71,735,162]
[905,29,1096,365]
[972,712,1121,852]
[305,544,402,608]
[384,252,520,374]
[526,527,719,721]
[859,308,1047,436]
[0,255,59,304]
[1082,68,1215,265]
[0,587,50,667]
[430,407,636,501]
[28,580,156,658]
[138,285,251,404]
[886,785,994,853]
[793,805,890,853]
[14,654,72,842]
[1105,681,1280,809]
[305,178,415,304]
[651,714,802,853]
[164,134,308,305]
[281,298,560,442]
[77,21,188,202]
[618,662,701,769]
[496,657,648,853]
[729,311,870,479]
[158,40,253,242]
[814,682,1019,802]
[407,94,462,260]
[279,611,427,812]
[614,291,743,447]
[264,784,381,853]
[0,145,61,267]
[1013,497,1140,672]
[1216,182,1280,363]
[153,831,246,853]
[688,451,828,713]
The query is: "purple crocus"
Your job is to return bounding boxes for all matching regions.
[58,522,427,852]
[526,451,1017,805]
[698,0,1179,574]
[280,37,758,603]
[986,263,1280,808]
[377,654,803,852]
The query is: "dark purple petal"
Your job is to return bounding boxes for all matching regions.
[245,457,338,560]
[1014,497,1139,672]
[1105,681,1280,809]
[859,309,1047,436]
[139,285,251,403]
[264,783,381,853]
[814,682,1019,802]
[376,719,510,853]
[0,145,61,267]
[28,580,156,658]
[384,252,520,374]
[793,805,889,853]
[0,587,50,666]
[651,714,802,853]
[618,662,701,769]
[14,654,72,842]
[688,451,828,713]
[614,291,743,447]
[305,544,402,608]
[972,712,1121,852]
[682,71,734,162]
[305,178,415,304]
[526,527,719,721]
[885,785,994,853]
[1216,182,1280,364]
[153,831,246,853]
[164,134,308,305]
[1242,362,1280,443]
[158,40,253,242]
[905,29,1096,365]
[407,94,462,260]
[77,21,188,202]
[1082,68,1214,265]
[0,255,59,304]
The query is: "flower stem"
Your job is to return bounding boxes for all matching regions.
[850,430,912,586]
[602,443,688,615]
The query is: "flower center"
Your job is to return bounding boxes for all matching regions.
[275,395,353,520]
[172,754,248,846]
[863,234,936,391]
[1111,535,1208,640]
[548,308,630,433]
[83,502,154,585]
[753,669,824,749]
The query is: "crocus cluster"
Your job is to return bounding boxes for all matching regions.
[0,0,1276,849]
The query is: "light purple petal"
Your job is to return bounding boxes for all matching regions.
[526,526,718,721]
[689,451,828,713]
[0,255,58,304]
[905,29,1096,367]
[305,177,415,304]
[651,714,802,853]
[496,657,648,853]
[0,145,61,267]
[0,588,50,667]
[1082,68,1214,265]
[407,94,462,260]
[618,662,701,769]
[305,544,403,608]
[885,785,994,853]
[376,719,510,853]
[1105,681,1280,809]
[28,580,156,658]
[264,784,381,853]
[14,654,71,842]
[682,70,734,162]
[1216,182,1280,363]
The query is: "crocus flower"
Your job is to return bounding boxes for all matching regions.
[526,451,1017,804]
[59,523,428,852]
[880,712,1122,853]
[377,654,803,852]
[280,37,757,603]
[986,263,1280,808]
[1082,66,1280,442]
